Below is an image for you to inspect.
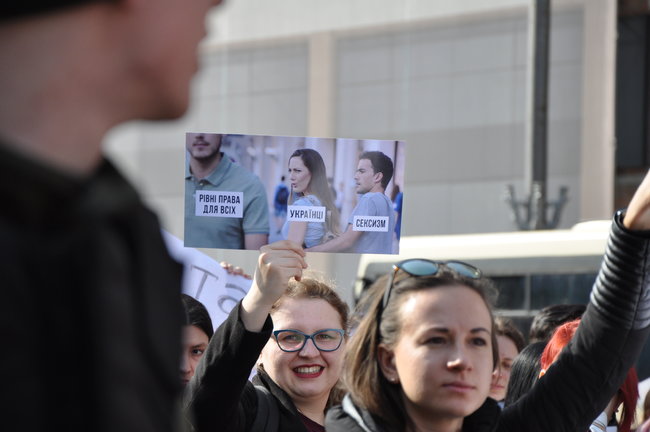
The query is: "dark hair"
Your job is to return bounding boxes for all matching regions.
[268,277,350,408]
[503,341,546,408]
[181,294,213,340]
[528,303,586,343]
[359,151,394,189]
[343,266,498,431]
[288,148,341,238]
[494,316,526,353]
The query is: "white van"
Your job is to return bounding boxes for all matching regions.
[355,220,649,381]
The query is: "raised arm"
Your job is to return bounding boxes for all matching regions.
[241,240,307,331]
[499,169,650,432]
[622,169,650,230]
[184,241,307,431]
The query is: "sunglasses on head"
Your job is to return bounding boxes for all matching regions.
[380,259,482,312]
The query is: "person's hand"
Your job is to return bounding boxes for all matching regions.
[241,240,307,331]
[624,169,650,230]
[252,240,307,305]
[220,261,252,279]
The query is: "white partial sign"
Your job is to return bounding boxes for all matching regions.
[162,230,252,329]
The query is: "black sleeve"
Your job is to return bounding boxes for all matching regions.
[183,301,273,432]
[498,211,650,432]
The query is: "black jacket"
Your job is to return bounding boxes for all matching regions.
[0,144,185,432]
[184,303,310,432]
[326,212,650,432]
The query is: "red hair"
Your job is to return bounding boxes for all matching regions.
[540,319,638,432]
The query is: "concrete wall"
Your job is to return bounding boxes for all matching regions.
[104,0,615,300]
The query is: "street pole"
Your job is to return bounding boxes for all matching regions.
[505,0,567,230]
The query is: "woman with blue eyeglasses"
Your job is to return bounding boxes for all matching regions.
[184,240,349,432]
[326,170,650,432]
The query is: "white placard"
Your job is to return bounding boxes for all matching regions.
[162,230,253,329]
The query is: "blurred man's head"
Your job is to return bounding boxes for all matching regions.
[1,1,110,21]
[1,0,223,121]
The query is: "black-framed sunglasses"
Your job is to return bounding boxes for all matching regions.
[381,259,482,312]
[273,328,345,353]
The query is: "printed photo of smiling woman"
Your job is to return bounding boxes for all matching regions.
[183,240,349,432]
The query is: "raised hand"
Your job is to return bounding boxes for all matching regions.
[253,240,307,302]
[241,240,307,331]
[623,169,650,230]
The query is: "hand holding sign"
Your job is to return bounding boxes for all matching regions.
[255,240,307,293]
[241,240,307,332]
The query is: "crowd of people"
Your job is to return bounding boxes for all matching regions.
[179,167,650,432]
[3,1,650,431]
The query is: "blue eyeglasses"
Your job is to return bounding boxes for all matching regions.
[381,259,482,311]
[273,329,345,353]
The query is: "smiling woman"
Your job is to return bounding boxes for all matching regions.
[183,240,349,432]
